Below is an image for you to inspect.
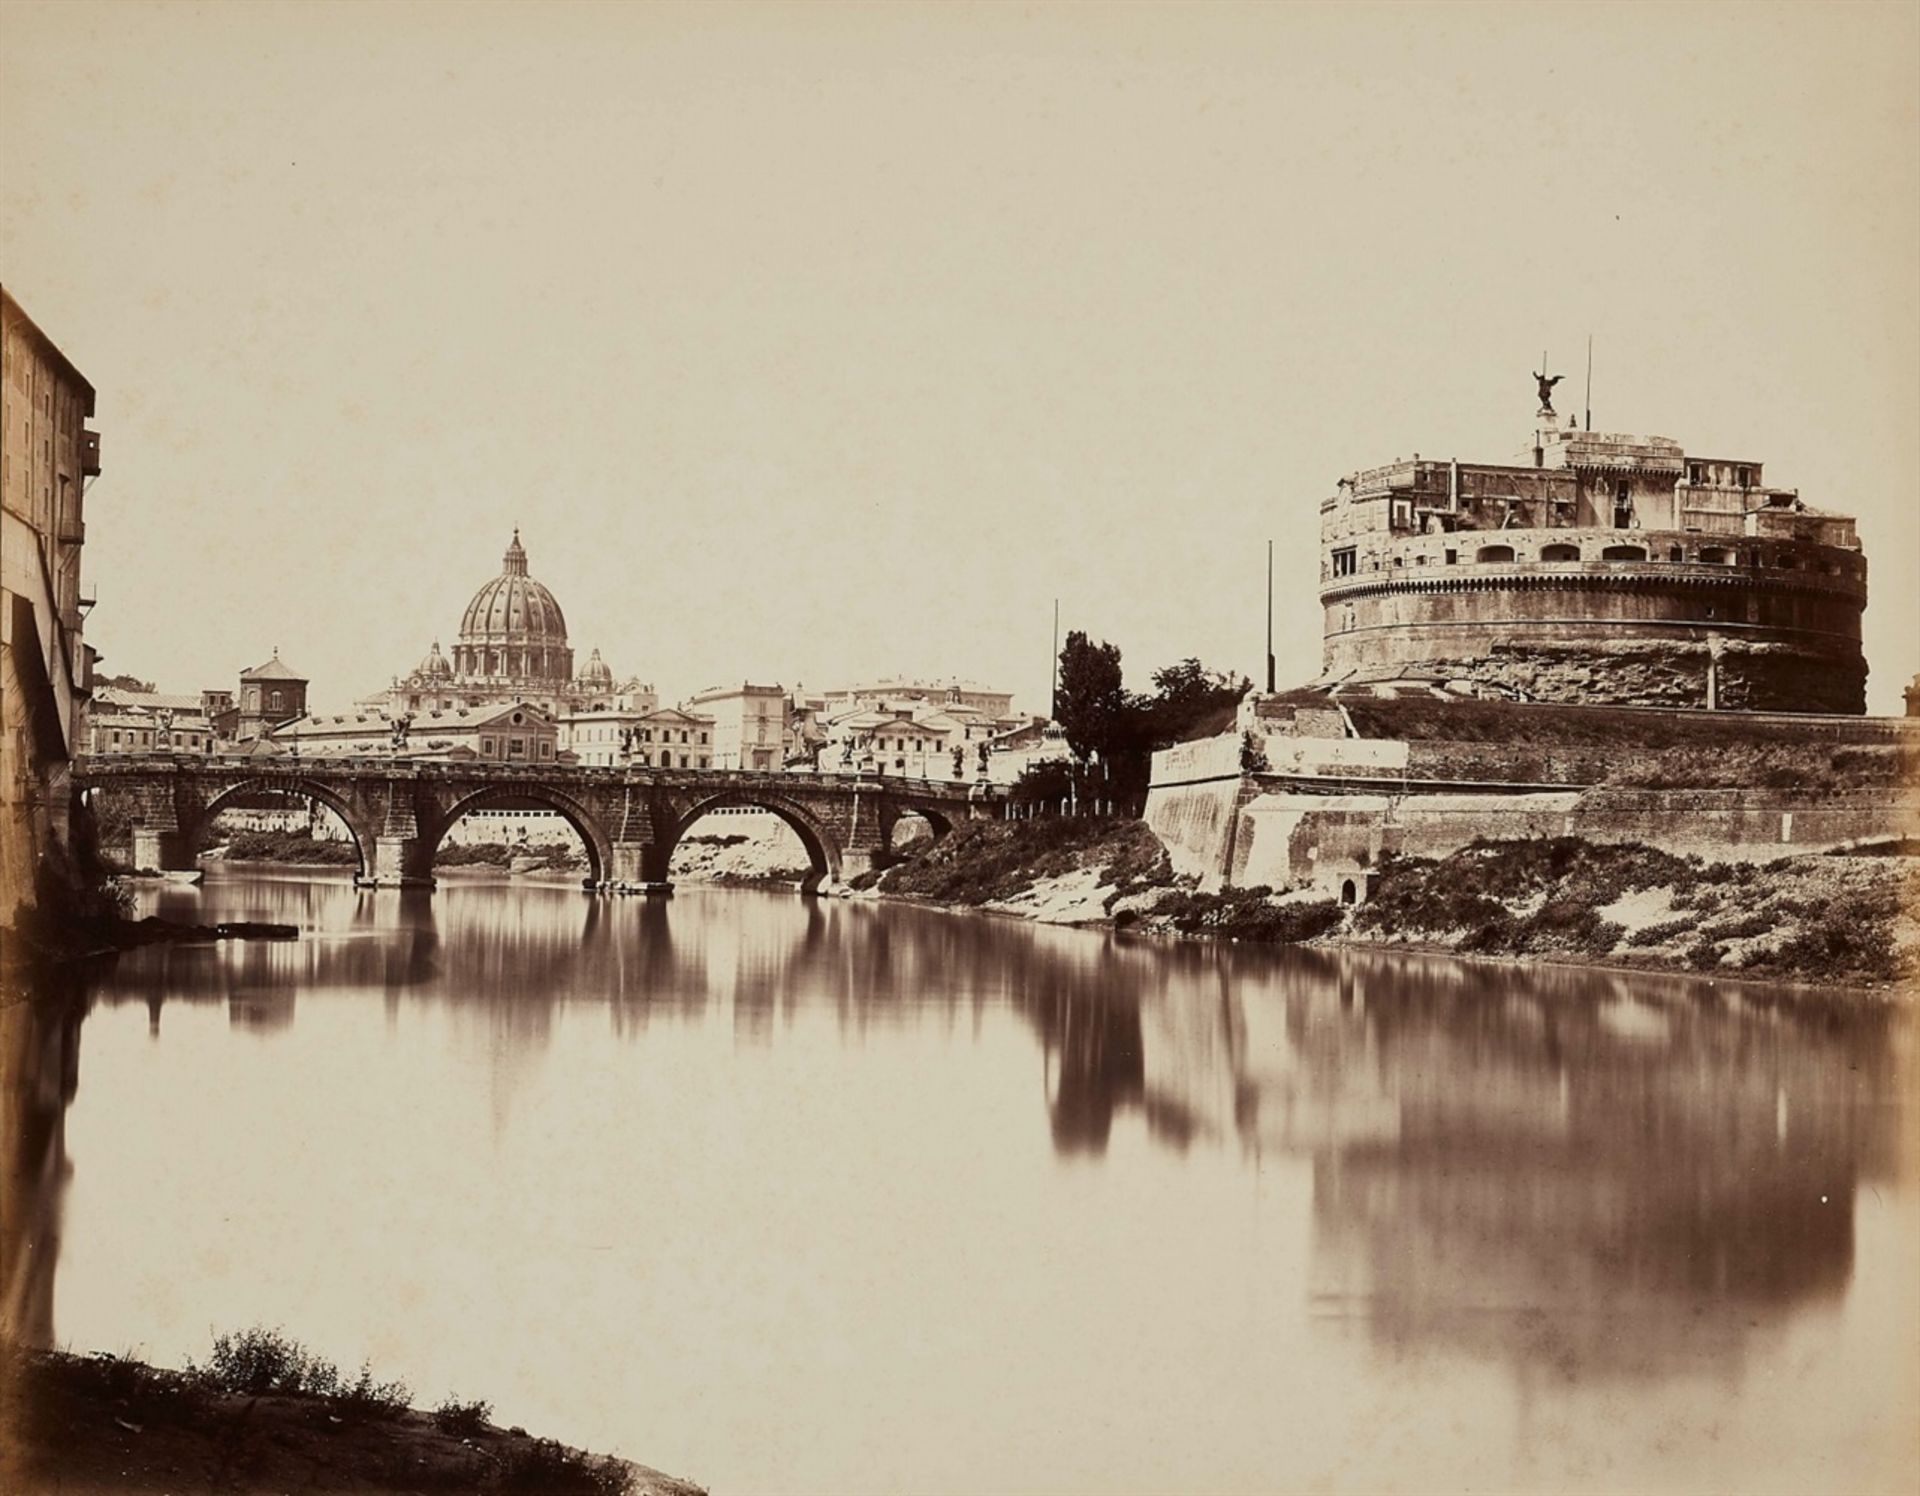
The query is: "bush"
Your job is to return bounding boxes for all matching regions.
[434,1394,494,1436]
[1684,940,1728,970]
[1740,891,1906,984]
[484,1438,634,1495]
[1146,887,1344,944]
[332,1360,410,1421]
[191,1326,341,1397]
[1626,917,1695,948]
[223,830,359,866]
[878,817,1156,906]
[1700,911,1775,942]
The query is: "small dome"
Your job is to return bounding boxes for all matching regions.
[416,641,452,679]
[459,530,569,647]
[578,647,613,687]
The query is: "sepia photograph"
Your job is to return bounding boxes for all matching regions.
[2,2,1916,1492]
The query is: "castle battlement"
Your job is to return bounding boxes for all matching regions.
[1317,396,1869,714]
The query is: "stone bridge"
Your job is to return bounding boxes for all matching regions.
[75,757,1008,892]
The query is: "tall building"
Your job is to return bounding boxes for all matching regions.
[1317,384,1868,713]
[1,287,101,923]
[380,531,646,720]
[235,651,309,741]
[687,682,789,771]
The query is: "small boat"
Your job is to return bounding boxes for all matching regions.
[160,868,206,885]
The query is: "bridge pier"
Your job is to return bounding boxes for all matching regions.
[356,835,435,889]
[600,840,672,895]
[131,827,192,875]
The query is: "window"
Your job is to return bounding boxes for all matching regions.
[1330,546,1358,578]
[1667,545,1684,562]
[481,737,494,755]
[1688,463,1704,484]
[1444,549,1458,566]
[1699,547,1731,564]
[1613,481,1633,528]
[269,690,283,711]
[1541,542,1580,561]
[1737,466,1752,489]
[1475,544,1515,563]
[508,737,525,756]
[1601,544,1647,561]
[539,742,553,758]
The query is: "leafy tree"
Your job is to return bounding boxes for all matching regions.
[1141,658,1250,747]
[1054,630,1131,763]
[98,672,156,693]
[1039,635,1251,816]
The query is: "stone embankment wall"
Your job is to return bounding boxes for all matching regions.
[1146,711,1920,895]
[1141,734,1248,886]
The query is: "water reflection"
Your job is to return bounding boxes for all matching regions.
[6,871,1913,1493]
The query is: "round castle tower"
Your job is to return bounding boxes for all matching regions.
[1316,390,1868,713]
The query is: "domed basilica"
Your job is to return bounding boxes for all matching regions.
[381,531,652,718]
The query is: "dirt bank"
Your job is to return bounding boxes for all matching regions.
[858,818,1917,993]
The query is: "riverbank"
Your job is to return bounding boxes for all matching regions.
[855,818,1919,992]
[0,1339,703,1496]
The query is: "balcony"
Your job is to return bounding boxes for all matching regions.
[81,430,102,477]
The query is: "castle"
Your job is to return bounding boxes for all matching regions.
[1317,384,1868,713]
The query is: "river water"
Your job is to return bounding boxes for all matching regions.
[5,869,1916,1494]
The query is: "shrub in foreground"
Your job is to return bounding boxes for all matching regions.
[434,1393,494,1435]
[191,1326,342,1397]
[484,1437,635,1495]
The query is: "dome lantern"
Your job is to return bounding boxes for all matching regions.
[456,532,572,683]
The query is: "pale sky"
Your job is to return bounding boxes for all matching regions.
[4,0,1916,714]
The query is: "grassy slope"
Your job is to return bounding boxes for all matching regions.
[863,817,1168,909]
[0,1345,701,1496]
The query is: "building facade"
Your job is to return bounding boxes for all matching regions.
[235,652,310,741]
[270,702,560,764]
[85,686,232,756]
[688,682,789,771]
[815,677,1017,721]
[560,705,714,768]
[2,288,101,923]
[1318,394,1869,713]
[86,708,217,756]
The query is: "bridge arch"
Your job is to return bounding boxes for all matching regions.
[190,776,376,881]
[664,791,841,892]
[895,801,957,837]
[427,785,613,886]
